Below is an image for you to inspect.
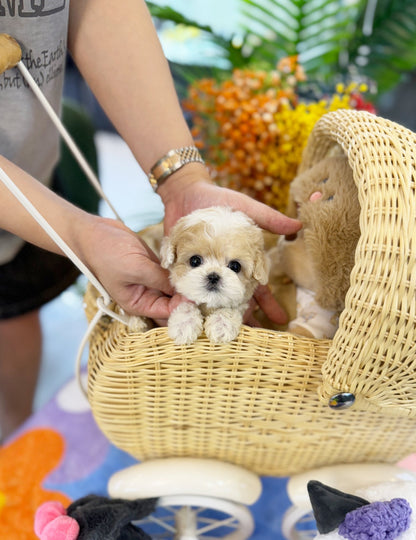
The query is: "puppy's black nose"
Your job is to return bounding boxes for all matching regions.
[206,272,221,290]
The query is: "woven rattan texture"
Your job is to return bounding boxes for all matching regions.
[85,110,416,477]
[301,110,416,415]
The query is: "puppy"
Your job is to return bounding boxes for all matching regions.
[160,206,269,345]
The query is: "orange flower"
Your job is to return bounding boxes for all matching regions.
[183,57,374,211]
[0,429,70,540]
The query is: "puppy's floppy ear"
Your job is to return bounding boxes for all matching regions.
[247,227,269,285]
[253,250,270,285]
[160,236,175,269]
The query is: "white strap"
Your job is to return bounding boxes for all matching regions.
[0,164,133,398]
[0,165,112,304]
[17,61,123,223]
[2,58,138,396]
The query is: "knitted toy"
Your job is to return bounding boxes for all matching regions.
[34,495,157,540]
[265,155,361,339]
[308,479,416,539]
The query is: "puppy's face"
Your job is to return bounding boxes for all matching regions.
[160,207,269,309]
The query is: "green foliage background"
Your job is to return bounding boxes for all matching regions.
[147,0,416,99]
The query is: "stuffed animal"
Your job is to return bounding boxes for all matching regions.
[34,495,157,540]
[308,479,416,539]
[263,154,361,339]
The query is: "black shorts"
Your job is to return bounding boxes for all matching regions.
[0,99,99,320]
[0,242,80,319]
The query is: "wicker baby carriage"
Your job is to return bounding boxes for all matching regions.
[85,109,416,481]
[83,109,416,539]
[2,102,416,538]
[3,34,415,539]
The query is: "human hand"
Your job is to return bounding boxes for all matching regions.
[158,165,300,327]
[158,164,302,237]
[75,216,185,319]
[243,284,288,327]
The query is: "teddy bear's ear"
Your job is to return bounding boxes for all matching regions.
[307,480,369,534]
[160,236,176,268]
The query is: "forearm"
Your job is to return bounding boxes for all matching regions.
[67,0,301,242]
[0,155,91,255]
[68,0,197,174]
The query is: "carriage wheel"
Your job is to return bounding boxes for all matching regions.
[108,458,262,539]
[134,494,255,540]
[281,505,317,539]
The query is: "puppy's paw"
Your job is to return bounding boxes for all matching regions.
[127,315,152,333]
[287,323,315,339]
[204,308,243,343]
[168,303,203,345]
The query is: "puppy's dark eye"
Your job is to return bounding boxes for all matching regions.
[228,260,241,273]
[321,177,329,184]
[189,255,203,267]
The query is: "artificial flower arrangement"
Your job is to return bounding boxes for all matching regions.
[183,56,375,212]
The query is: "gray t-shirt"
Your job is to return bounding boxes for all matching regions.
[0,0,69,263]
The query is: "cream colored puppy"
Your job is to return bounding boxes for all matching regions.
[160,206,269,345]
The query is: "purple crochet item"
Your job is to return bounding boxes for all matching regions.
[339,498,412,540]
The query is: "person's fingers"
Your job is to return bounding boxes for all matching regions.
[233,194,301,236]
[244,313,262,327]
[121,288,189,320]
[242,297,263,327]
[122,288,181,319]
[131,258,174,296]
[163,182,301,237]
[254,284,288,325]
[153,295,190,327]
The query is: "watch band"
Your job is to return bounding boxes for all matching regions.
[148,146,205,191]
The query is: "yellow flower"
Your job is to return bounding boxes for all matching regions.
[183,58,373,211]
[0,491,6,513]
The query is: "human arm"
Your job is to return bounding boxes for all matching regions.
[0,155,185,319]
[67,0,300,323]
[67,0,300,234]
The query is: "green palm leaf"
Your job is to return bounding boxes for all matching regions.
[349,0,416,93]
[239,0,362,76]
[146,0,416,96]
[146,2,214,33]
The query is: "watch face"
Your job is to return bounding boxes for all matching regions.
[163,154,182,170]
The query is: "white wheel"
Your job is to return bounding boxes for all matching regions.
[108,458,262,506]
[281,505,317,539]
[133,494,255,540]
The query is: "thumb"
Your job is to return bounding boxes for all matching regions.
[135,259,174,296]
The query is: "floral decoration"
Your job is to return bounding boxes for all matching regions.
[184,56,375,212]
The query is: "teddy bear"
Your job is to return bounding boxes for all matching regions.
[308,478,416,539]
[261,153,361,339]
[34,495,157,540]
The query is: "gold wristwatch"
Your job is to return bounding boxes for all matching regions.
[148,146,205,191]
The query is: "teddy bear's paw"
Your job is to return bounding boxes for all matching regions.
[204,308,242,343]
[168,302,203,345]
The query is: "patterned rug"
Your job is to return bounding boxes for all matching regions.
[0,375,292,539]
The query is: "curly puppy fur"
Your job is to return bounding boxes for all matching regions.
[160,206,269,344]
